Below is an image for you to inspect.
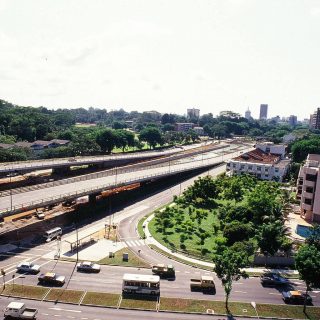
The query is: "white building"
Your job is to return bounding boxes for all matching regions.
[283,133,297,144]
[226,145,290,182]
[193,127,204,136]
[297,154,320,222]
[255,142,286,157]
[187,108,200,119]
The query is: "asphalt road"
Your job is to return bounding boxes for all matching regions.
[0,297,255,320]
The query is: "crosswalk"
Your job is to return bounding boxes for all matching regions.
[125,239,146,247]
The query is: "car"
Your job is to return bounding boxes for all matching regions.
[260,272,289,286]
[35,210,45,220]
[17,262,40,274]
[77,261,101,273]
[38,272,65,286]
[282,291,312,305]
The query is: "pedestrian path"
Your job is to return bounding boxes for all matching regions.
[125,239,145,247]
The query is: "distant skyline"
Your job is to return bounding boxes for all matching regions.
[1,0,320,120]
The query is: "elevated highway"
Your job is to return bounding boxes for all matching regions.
[0,142,209,176]
[0,143,253,217]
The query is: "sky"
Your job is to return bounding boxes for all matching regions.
[0,0,320,120]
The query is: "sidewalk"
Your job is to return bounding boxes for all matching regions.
[143,213,299,275]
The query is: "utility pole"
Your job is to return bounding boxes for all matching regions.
[76,223,79,263]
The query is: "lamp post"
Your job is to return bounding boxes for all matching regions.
[250,301,259,319]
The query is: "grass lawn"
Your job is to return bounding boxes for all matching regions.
[82,292,120,307]
[1,284,48,300]
[149,203,224,260]
[120,294,158,310]
[45,288,84,303]
[98,247,150,268]
[159,298,255,316]
[257,304,320,320]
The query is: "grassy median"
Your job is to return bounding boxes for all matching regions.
[45,288,84,303]
[120,294,158,310]
[1,284,48,300]
[98,247,150,268]
[82,292,120,307]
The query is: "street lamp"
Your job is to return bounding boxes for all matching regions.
[250,301,259,319]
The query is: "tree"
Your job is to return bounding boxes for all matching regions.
[214,247,248,312]
[96,129,117,153]
[139,127,163,149]
[223,221,252,246]
[306,225,320,250]
[295,244,320,312]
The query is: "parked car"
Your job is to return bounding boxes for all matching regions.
[38,272,65,286]
[35,210,45,220]
[17,262,40,274]
[260,272,289,286]
[282,291,312,305]
[76,261,101,273]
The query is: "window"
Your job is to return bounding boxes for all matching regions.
[240,165,245,170]
[275,168,279,173]
[248,165,253,170]
[306,174,317,182]
[304,198,312,205]
[257,166,261,171]
[306,186,314,193]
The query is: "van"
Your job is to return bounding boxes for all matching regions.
[44,227,62,242]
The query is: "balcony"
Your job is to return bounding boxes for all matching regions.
[305,180,316,188]
[302,203,313,211]
[302,191,314,199]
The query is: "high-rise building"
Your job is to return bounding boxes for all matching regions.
[245,108,251,120]
[288,115,297,127]
[310,108,320,130]
[259,104,268,120]
[187,108,200,119]
[297,154,320,222]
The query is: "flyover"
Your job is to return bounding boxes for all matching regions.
[0,143,252,216]
[0,142,211,175]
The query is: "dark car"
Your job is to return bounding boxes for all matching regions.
[260,272,289,286]
[38,272,65,286]
[282,291,312,305]
[76,261,101,273]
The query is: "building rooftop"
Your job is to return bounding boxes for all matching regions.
[233,148,281,164]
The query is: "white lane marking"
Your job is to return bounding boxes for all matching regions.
[234,282,244,285]
[269,293,282,296]
[234,290,247,294]
[53,315,61,317]
[175,271,180,273]
[67,317,75,319]
[184,271,190,274]
[49,307,81,313]
[42,313,49,315]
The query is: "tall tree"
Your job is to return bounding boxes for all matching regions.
[96,129,117,153]
[214,247,248,312]
[295,244,320,312]
[139,127,163,149]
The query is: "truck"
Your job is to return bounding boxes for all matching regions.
[4,302,38,319]
[190,275,215,292]
[151,264,175,278]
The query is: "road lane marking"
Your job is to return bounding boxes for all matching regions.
[269,293,282,296]
[49,307,81,313]
[234,290,247,294]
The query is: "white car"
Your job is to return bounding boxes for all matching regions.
[17,262,40,274]
[77,261,101,273]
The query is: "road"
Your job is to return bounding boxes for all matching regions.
[0,297,255,320]
[0,143,250,215]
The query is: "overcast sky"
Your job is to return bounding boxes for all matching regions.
[0,0,319,119]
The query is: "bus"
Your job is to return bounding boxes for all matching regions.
[44,227,62,242]
[122,273,160,295]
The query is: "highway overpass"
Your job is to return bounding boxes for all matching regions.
[0,143,252,217]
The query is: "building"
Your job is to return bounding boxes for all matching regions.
[187,108,200,119]
[175,122,194,132]
[255,142,286,157]
[259,104,268,120]
[245,108,252,120]
[226,143,290,182]
[288,115,297,127]
[193,127,204,136]
[296,154,320,222]
[283,133,297,144]
[219,110,241,119]
[0,139,70,152]
[309,108,320,130]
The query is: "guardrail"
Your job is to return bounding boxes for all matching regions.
[0,146,252,217]
[0,143,227,197]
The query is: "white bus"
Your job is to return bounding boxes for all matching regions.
[122,273,160,295]
[44,227,62,242]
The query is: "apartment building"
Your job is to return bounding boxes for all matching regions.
[226,144,290,182]
[175,122,194,132]
[296,154,320,222]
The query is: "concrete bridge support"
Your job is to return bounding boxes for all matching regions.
[89,193,100,204]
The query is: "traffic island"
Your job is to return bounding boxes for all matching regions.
[98,247,150,268]
[82,292,120,307]
[120,294,158,310]
[44,288,84,304]
[159,297,255,316]
[1,284,48,300]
